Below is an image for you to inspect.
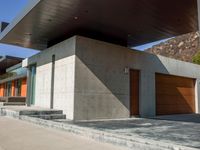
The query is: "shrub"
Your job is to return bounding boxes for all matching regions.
[192,51,200,65]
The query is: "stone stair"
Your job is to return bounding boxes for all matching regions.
[0,97,26,106]
[30,114,66,120]
[0,102,26,106]
[19,110,66,120]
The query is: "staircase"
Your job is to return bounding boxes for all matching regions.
[19,109,66,120]
[0,97,26,106]
[0,102,26,106]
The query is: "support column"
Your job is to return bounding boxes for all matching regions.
[194,1,200,113]
[195,79,200,114]
[26,67,31,106]
[50,55,55,109]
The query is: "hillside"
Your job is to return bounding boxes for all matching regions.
[145,32,200,63]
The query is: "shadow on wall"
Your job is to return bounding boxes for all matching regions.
[154,114,200,123]
[27,36,197,120]
[75,39,156,118]
[74,37,196,119]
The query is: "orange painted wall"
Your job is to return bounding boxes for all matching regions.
[0,78,27,97]
[0,84,4,97]
[21,78,27,97]
[11,81,15,96]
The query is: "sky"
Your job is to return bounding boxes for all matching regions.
[133,38,171,51]
[0,0,39,58]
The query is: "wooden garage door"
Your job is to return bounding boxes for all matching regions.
[156,73,195,115]
[130,69,140,116]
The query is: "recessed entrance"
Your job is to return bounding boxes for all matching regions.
[130,69,140,116]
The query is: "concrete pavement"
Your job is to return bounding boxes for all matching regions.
[0,116,127,150]
[72,115,200,149]
[1,106,200,150]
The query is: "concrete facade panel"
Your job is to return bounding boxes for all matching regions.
[139,71,156,117]
[27,36,200,120]
[74,57,129,120]
[74,36,200,120]
[27,37,76,119]
[35,63,52,108]
[54,56,75,120]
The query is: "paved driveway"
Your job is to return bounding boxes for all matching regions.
[0,117,126,150]
[71,114,200,149]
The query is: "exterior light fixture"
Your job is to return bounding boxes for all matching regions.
[24,33,32,36]
[74,16,78,20]
[124,67,129,74]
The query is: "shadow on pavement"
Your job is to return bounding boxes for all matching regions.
[154,114,200,123]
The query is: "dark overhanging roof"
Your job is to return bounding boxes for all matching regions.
[0,0,198,50]
[0,56,23,75]
[0,22,9,32]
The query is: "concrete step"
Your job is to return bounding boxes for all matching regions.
[53,119,72,123]
[19,110,63,116]
[30,114,66,120]
[7,97,26,103]
[2,102,26,106]
[0,97,7,102]
[0,100,6,103]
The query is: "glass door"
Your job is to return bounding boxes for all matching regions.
[6,81,12,97]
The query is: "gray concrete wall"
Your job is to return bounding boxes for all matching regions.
[74,36,200,120]
[26,37,76,120]
[26,35,200,121]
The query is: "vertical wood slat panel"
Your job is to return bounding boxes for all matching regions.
[156,73,195,115]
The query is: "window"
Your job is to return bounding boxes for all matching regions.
[15,79,22,96]
[6,82,12,97]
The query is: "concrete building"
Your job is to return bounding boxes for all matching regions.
[22,36,200,120]
[1,0,200,120]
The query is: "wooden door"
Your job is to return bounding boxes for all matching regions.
[130,69,140,116]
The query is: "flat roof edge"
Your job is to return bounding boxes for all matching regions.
[0,74,26,84]
[0,0,41,42]
[6,63,22,73]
